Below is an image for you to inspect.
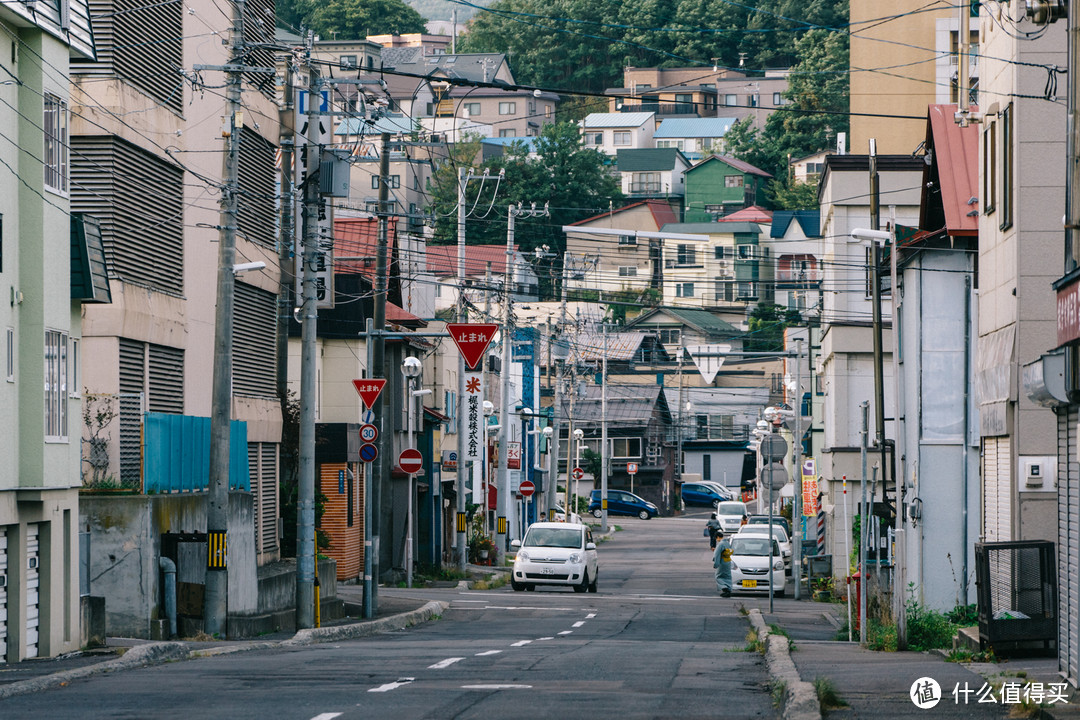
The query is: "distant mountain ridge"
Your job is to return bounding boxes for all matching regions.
[406,0,494,23]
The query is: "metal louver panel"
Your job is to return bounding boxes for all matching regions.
[233,283,276,397]
[238,128,277,248]
[118,339,145,489]
[261,443,279,553]
[148,344,183,414]
[25,525,39,659]
[70,136,184,294]
[70,0,183,112]
[0,528,7,663]
[982,436,1011,542]
[1060,408,1079,687]
[242,0,276,100]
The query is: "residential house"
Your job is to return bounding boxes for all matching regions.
[624,308,745,368]
[684,155,772,222]
[790,151,833,186]
[367,33,452,54]
[563,200,679,299]
[657,222,772,310]
[581,113,655,156]
[849,0,977,154]
[73,0,282,638]
[606,66,726,120]
[654,118,737,162]
[768,210,823,318]
[382,48,515,86]
[0,0,96,663]
[446,86,558,138]
[615,148,691,202]
[892,105,980,612]
[426,244,540,314]
[814,153,923,579]
[312,36,382,73]
[562,385,677,515]
[716,71,791,130]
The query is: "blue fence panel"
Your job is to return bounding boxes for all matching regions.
[143,413,250,493]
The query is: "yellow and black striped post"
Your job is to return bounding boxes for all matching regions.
[207,530,227,569]
[456,512,467,534]
[497,517,507,535]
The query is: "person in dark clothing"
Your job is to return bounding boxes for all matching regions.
[705,513,721,550]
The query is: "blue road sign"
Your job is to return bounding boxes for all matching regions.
[359,443,378,463]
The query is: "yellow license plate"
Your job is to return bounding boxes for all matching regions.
[742,580,757,588]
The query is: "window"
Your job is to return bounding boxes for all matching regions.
[737,281,758,299]
[618,266,638,277]
[44,94,68,193]
[635,84,652,91]
[45,329,68,439]
[613,131,632,146]
[675,93,693,112]
[702,455,711,481]
[1000,103,1013,230]
[773,92,783,106]
[499,101,516,115]
[656,139,685,151]
[5,327,12,382]
[545,105,552,118]
[724,94,737,106]
[737,245,752,260]
[618,234,637,246]
[676,282,695,297]
[584,132,603,146]
[983,119,996,215]
[498,129,515,137]
[716,280,735,302]
[865,246,874,298]
[528,101,536,114]
[70,338,79,397]
[339,55,357,68]
[714,246,726,260]
[463,102,481,117]
[748,94,759,107]
[676,244,696,265]
[371,175,400,189]
[725,175,744,188]
[658,328,681,345]
[611,437,641,459]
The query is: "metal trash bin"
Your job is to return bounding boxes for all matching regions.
[974,541,1056,654]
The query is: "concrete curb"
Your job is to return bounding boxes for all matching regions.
[285,600,449,646]
[749,609,821,720]
[0,641,189,701]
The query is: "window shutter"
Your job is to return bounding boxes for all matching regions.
[233,282,277,397]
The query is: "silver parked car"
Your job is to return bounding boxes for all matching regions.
[729,535,787,597]
[510,522,598,593]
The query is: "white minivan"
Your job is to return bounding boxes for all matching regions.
[715,500,749,534]
[510,522,598,593]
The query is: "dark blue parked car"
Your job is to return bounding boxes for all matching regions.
[589,489,658,519]
[680,482,729,507]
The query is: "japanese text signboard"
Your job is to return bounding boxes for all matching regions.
[351,379,386,410]
[463,371,484,462]
[447,323,499,370]
[507,441,521,470]
[801,458,819,516]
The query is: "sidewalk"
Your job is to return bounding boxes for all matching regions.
[755,599,1080,719]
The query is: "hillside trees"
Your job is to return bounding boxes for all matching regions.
[277,0,426,38]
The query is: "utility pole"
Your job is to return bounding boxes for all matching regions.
[296,43,321,630]
[203,0,248,638]
[371,132,392,598]
[455,166,468,571]
[792,338,803,601]
[601,324,609,533]
[868,140,889,509]
[859,400,869,647]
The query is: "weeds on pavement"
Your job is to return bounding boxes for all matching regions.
[814,677,847,711]
[770,679,787,708]
[945,648,997,664]
[745,628,765,654]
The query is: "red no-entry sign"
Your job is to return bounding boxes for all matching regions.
[571,467,584,481]
[399,448,423,474]
[519,480,535,498]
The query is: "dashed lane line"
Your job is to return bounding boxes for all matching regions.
[475,650,503,657]
[310,714,343,720]
[586,613,597,618]
[462,684,532,690]
[510,640,533,647]
[428,657,465,669]
[572,621,585,628]
[368,678,415,693]
[558,631,573,636]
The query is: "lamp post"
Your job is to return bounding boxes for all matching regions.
[520,407,534,535]
[542,425,554,520]
[402,356,423,589]
[573,427,584,517]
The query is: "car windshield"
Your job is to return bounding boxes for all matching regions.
[730,537,779,556]
[744,526,789,542]
[523,527,583,549]
[717,504,746,516]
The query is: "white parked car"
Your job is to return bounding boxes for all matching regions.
[553,504,582,524]
[715,500,749,534]
[510,522,598,593]
[729,535,787,597]
[737,525,793,574]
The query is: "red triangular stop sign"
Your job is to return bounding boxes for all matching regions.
[352,378,387,409]
[446,323,499,370]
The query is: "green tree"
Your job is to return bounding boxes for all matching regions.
[767,179,818,210]
[745,302,801,352]
[279,0,426,38]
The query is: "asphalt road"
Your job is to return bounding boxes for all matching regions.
[6,510,779,720]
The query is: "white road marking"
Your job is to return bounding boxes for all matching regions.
[428,657,465,669]
[368,678,415,693]
[536,637,554,641]
[586,613,597,618]
[310,714,343,720]
[558,630,573,635]
[572,621,585,628]
[462,684,532,690]
[475,650,503,657]
[510,640,533,647]
[452,605,587,611]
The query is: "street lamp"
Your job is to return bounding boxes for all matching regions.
[519,407,535,536]
[572,428,585,516]
[542,426,554,520]
[402,356,422,588]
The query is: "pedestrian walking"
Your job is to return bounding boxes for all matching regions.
[705,513,721,550]
[713,530,733,597]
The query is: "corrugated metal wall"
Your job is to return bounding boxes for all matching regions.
[1058,407,1078,687]
[982,436,1011,541]
[318,463,363,581]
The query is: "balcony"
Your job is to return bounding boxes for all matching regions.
[629,181,662,194]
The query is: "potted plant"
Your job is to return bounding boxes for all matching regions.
[469,533,497,565]
[812,576,834,602]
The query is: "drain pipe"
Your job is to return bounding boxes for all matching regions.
[159,556,178,639]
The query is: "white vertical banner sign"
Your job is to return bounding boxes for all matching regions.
[294,84,335,309]
[687,344,731,384]
[464,371,484,461]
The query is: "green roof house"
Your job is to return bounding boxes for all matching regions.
[684,155,772,223]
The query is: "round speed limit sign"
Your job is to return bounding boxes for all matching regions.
[359,423,378,443]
